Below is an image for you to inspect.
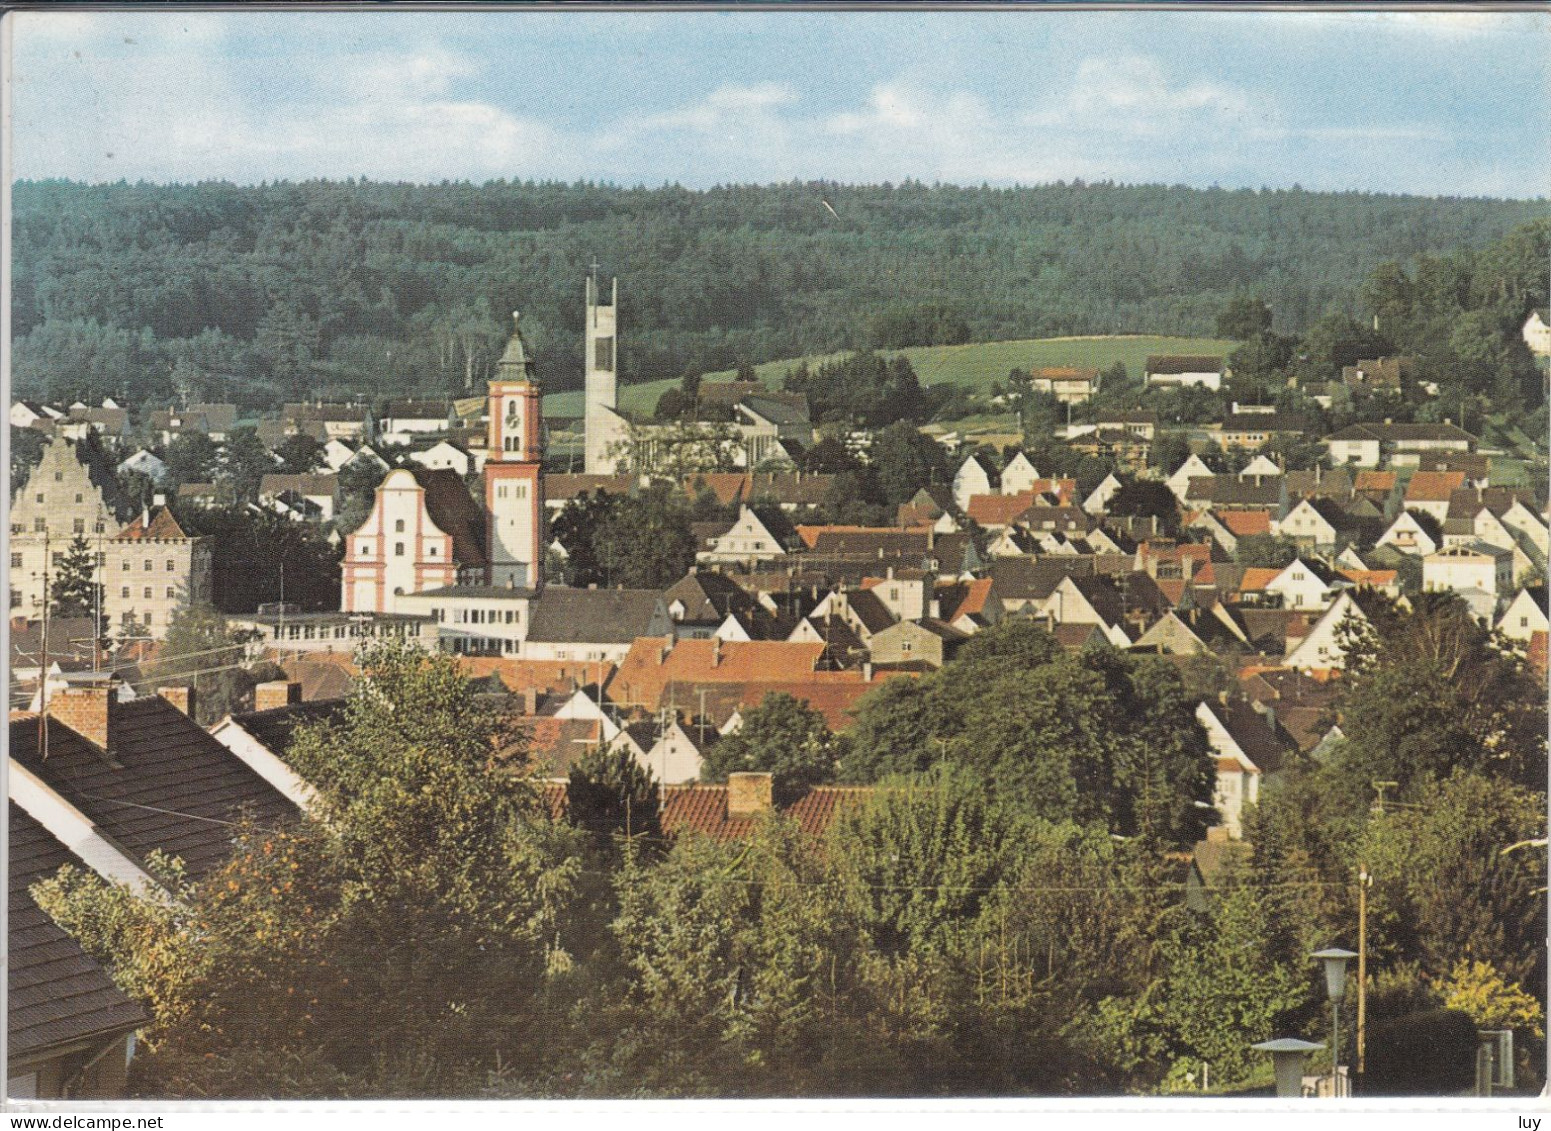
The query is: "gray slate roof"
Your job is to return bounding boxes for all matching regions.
[525,588,672,644]
[9,802,148,1058]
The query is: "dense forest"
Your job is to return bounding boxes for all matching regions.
[11,178,1544,410]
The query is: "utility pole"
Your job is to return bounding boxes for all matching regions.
[1358,864,1370,1079]
[38,531,50,761]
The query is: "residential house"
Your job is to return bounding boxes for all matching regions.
[8,804,146,1098]
[1284,591,1370,672]
[697,505,791,566]
[521,588,674,663]
[866,618,967,669]
[1375,510,1439,557]
[1145,355,1225,390]
[1323,422,1476,469]
[206,683,338,815]
[1521,309,1551,357]
[1423,543,1513,605]
[1028,366,1101,404]
[1000,451,1042,496]
[1403,471,1467,525]
[952,453,995,512]
[116,448,169,486]
[282,402,372,443]
[1196,700,1293,838]
[1209,411,1309,451]
[1341,356,1411,391]
[1084,473,1123,516]
[1496,586,1549,647]
[658,773,871,842]
[408,439,476,478]
[259,473,339,523]
[1167,453,1216,503]
[378,398,453,445]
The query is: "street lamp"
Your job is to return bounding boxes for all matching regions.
[1252,1038,1325,1098]
[1312,946,1357,1096]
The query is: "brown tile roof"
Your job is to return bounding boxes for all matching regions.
[412,466,487,567]
[1338,568,1397,588]
[113,505,190,542]
[660,783,871,841]
[1031,366,1101,382]
[613,638,828,712]
[945,578,994,622]
[1218,510,1271,538]
[278,655,358,701]
[228,699,347,759]
[1405,470,1467,503]
[10,697,301,880]
[1236,568,1281,594]
[1354,470,1398,494]
[8,803,147,1059]
[1146,355,1225,374]
[543,473,635,500]
[967,492,1039,527]
[454,657,616,697]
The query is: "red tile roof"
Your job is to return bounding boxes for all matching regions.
[659,783,872,841]
[1218,510,1271,538]
[1404,470,1467,502]
[113,505,190,541]
[1354,470,1398,493]
[946,578,994,622]
[1338,568,1397,588]
[613,638,829,711]
[1236,567,1281,594]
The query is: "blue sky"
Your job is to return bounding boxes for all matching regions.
[8,9,1549,197]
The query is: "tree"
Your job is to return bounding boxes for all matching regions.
[218,427,277,505]
[35,642,589,1097]
[10,425,46,494]
[700,692,839,801]
[50,533,105,633]
[164,432,221,488]
[868,421,947,506]
[592,484,697,589]
[567,743,660,839]
[1234,534,1299,569]
[1105,478,1179,535]
[274,433,324,475]
[1216,297,1272,340]
[141,604,262,725]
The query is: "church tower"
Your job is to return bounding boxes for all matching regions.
[484,312,544,591]
[583,267,620,474]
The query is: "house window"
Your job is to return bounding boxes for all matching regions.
[1522,616,1530,628]
[75,493,83,504]
[360,543,371,557]
[166,587,175,599]
[73,518,85,533]
[121,586,130,599]
[165,559,175,571]
[143,611,153,626]
[144,559,152,571]
[902,641,913,653]
[144,587,152,599]
[395,519,405,533]
[429,546,438,557]
[51,552,63,567]
[394,542,405,557]
[122,560,131,571]
[35,494,43,504]
[514,483,527,500]
[95,522,105,534]
[9,553,20,569]
[33,517,45,532]
[10,589,22,608]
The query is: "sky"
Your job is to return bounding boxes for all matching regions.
[6,8,1550,198]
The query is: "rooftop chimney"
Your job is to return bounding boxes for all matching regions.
[47,674,117,753]
[253,680,301,713]
[523,686,539,715]
[711,636,723,667]
[727,771,774,817]
[158,685,195,717]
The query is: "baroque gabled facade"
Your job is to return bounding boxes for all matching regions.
[342,313,546,614]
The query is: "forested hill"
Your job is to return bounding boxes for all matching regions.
[11,178,1545,409]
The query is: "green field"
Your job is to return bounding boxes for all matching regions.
[542,334,1238,418]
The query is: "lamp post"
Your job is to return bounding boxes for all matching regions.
[1252,1038,1325,1098]
[1312,946,1357,1096]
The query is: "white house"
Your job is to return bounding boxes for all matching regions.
[1000,452,1041,496]
[1274,498,1342,550]
[1263,558,1338,612]
[1522,310,1551,357]
[1375,511,1438,557]
[1167,453,1215,503]
[698,506,788,566]
[408,439,473,478]
[1195,701,1261,839]
[1423,542,1513,602]
[1083,473,1123,516]
[1496,587,1549,646]
[1239,453,1283,480]
[117,449,169,485]
[1145,355,1224,391]
[952,454,994,512]
[1285,591,1370,673]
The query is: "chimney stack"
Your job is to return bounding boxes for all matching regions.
[253,680,302,713]
[711,636,722,668]
[523,686,539,715]
[727,771,773,817]
[158,685,196,717]
[47,674,117,752]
